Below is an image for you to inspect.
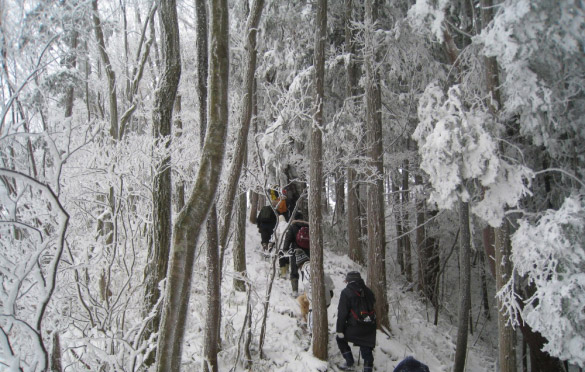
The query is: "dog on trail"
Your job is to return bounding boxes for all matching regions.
[297,293,310,323]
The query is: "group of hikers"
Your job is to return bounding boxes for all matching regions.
[256,185,430,372]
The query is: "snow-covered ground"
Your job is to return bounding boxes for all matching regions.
[181,217,497,371]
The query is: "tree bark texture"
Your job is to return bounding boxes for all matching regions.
[203,208,221,372]
[174,95,185,211]
[347,167,364,264]
[310,0,328,360]
[344,0,363,265]
[196,0,208,149]
[494,222,517,372]
[144,0,181,365]
[217,0,264,256]
[63,29,78,118]
[392,173,405,275]
[249,190,259,224]
[155,0,229,369]
[453,200,471,372]
[233,183,247,292]
[91,0,119,140]
[402,159,412,282]
[364,0,390,331]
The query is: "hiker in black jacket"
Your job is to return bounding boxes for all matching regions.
[256,205,277,252]
[336,271,376,372]
[280,212,309,296]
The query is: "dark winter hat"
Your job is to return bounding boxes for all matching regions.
[295,248,309,267]
[345,271,362,283]
[393,356,430,372]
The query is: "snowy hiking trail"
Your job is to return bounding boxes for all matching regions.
[182,220,497,371]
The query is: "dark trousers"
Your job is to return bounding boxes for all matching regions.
[259,228,274,245]
[279,254,289,268]
[336,335,374,367]
[289,247,310,280]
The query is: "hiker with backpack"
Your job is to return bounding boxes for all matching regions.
[280,212,309,296]
[336,271,376,372]
[256,204,277,253]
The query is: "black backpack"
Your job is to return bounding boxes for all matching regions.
[349,289,376,327]
[258,206,275,222]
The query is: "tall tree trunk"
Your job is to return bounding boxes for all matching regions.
[402,159,412,282]
[155,0,229,369]
[143,0,181,365]
[249,190,259,223]
[392,172,404,274]
[344,0,363,265]
[453,200,471,372]
[333,168,345,223]
[174,95,185,210]
[310,0,328,360]
[347,167,364,264]
[217,0,264,256]
[233,183,247,292]
[63,28,78,118]
[50,331,63,372]
[195,0,208,149]
[203,208,221,372]
[414,173,427,295]
[495,221,517,372]
[91,0,119,140]
[364,0,390,331]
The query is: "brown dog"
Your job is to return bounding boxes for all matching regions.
[297,293,310,323]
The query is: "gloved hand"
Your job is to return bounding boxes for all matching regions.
[336,332,344,339]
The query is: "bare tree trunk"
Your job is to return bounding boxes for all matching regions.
[495,221,517,372]
[414,173,427,294]
[249,190,259,224]
[344,0,363,265]
[333,168,345,223]
[233,182,248,292]
[453,200,471,372]
[217,0,264,256]
[310,0,328,360]
[91,0,119,140]
[392,173,404,274]
[63,28,78,118]
[364,0,390,331]
[50,331,63,372]
[479,248,490,319]
[203,208,221,372]
[402,159,412,282]
[143,0,181,365]
[155,0,229,369]
[174,95,185,210]
[195,0,208,149]
[347,167,364,264]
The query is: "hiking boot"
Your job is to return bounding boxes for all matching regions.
[337,362,355,371]
[261,242,268,251]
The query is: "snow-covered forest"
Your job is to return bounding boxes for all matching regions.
[1,0,584,371]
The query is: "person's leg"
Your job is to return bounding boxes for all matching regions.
[260,228,271,245]
[289,252,299,294]
[279,255,289,277]
[336,335,354,368]
[360,346,374,372]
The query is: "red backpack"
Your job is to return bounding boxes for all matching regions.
[295,226,310,249]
